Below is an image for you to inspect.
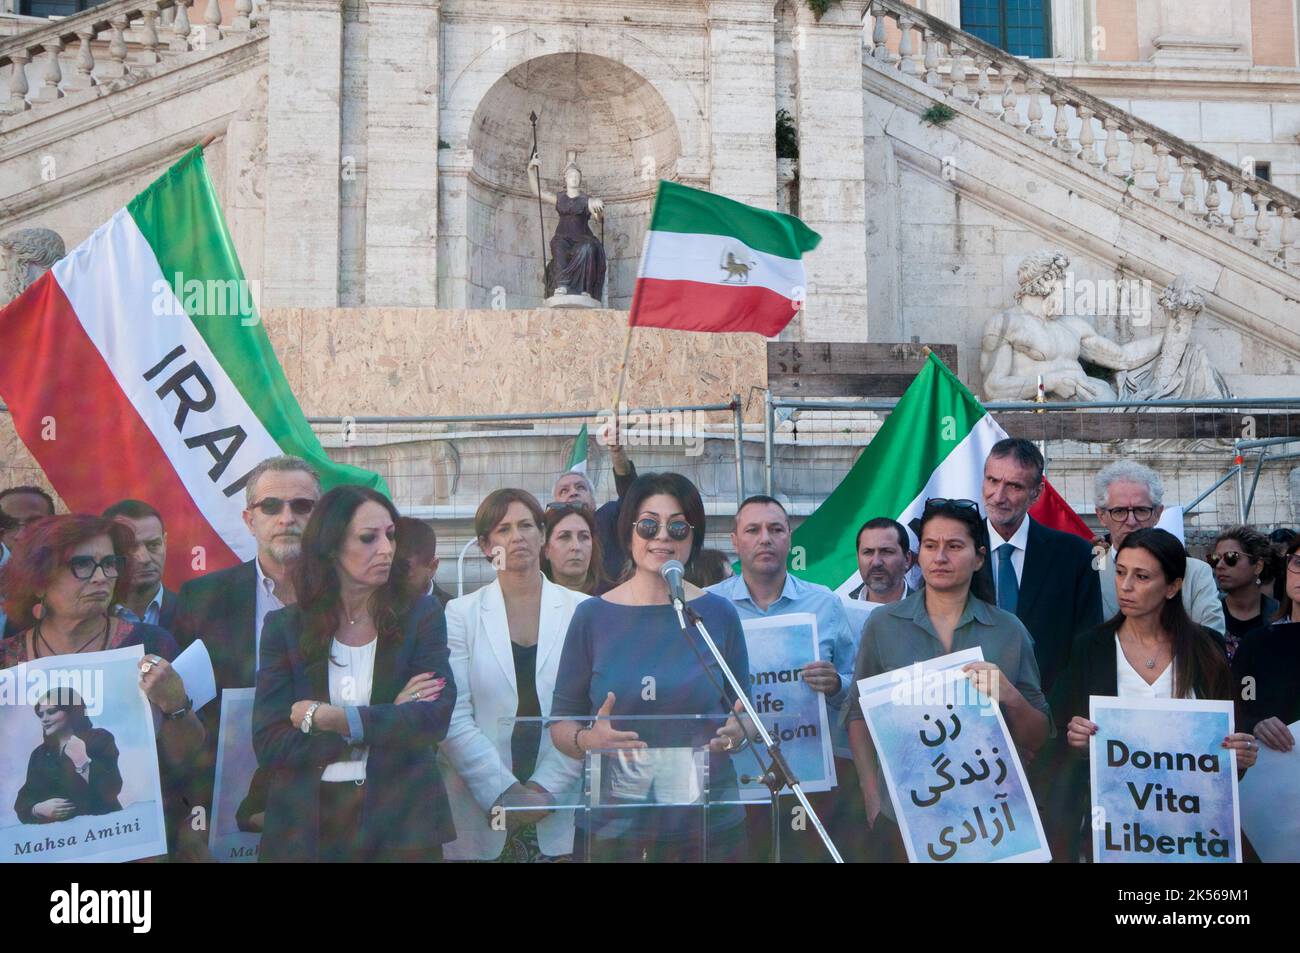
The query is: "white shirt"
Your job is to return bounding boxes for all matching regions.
[986,516,1029,592]
[1114,636,1196,700]
[322,637,376,782]
[254,558,286,673]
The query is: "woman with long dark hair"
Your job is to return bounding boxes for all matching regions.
[1057,528,1258,860]
[16,689,123,823]
[252,485,457,862]
[1209,525,1281,659]
[845,498,1050,861]
[541,503,607,595]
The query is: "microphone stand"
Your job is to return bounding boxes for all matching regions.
[672,596,843,864]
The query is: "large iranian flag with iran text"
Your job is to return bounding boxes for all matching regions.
[630,181,821,336]
[0,146,387,587]
[792,352,1092,595]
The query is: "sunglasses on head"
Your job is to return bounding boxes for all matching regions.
[547,501,591,514]
[634,517,694,541]
[249,497,316,517]
[68,554,127,580]
[1207,551,1248,569]
[922,498,981,516]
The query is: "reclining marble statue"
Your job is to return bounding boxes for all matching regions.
[981,250,1163,402]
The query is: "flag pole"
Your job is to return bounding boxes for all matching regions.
[197,134,216,151]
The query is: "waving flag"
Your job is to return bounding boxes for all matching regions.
[791,352,1092,594]
[630,181,821,337]
[0,146,386,587]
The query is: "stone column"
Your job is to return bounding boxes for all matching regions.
[364,0,440,305]
[792,0,870,341]
[437,147,473,309]
[706,0,778,211]
[262,0,345,307]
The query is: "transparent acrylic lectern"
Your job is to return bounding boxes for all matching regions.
[493,714,752,862]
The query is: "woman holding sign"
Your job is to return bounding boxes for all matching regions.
[1057,528,1257,860]
[845,499,1051,863]
[0,515,205,856]
[252,486,456,862]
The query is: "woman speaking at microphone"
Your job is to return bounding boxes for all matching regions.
[549,472,751,863]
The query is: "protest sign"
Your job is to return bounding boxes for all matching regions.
[739,613,836,798]
[860,660,1049,863]
[209,687,262,862]
[1239,719,1300,863]
[0,646,168,863]
[1089,696,1240,863]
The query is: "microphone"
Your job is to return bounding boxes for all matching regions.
[660,559,686,607]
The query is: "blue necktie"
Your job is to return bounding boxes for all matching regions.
[996,543,1019,614]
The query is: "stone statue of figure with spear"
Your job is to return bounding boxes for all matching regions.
[527,112,607,308]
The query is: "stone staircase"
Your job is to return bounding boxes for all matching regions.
[1,0,263,117]
[865,0,1298,270]
[860,0,1300,374]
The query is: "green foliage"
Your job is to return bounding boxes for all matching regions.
[776,109,799,161]
[437,138,451,149]
[921,103,957,126]
[807,0,837,20]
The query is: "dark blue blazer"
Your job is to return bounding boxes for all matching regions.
[252,596,457,862]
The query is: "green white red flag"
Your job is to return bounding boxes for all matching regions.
[792,352,1093,595]
[0,146,387,586]
[629,181,821,336]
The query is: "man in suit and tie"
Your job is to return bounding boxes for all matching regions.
[103,499,179,631]
[979,438,1102,862]
[170,454,322,859]
[979,438,1102,696]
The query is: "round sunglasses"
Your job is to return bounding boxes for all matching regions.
[634,517,694,541]
[1206,551,1249,569]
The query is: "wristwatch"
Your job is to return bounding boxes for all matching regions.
[163,697,193,721]
[301,701,322,735]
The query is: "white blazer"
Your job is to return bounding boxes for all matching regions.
[438,574,588,860]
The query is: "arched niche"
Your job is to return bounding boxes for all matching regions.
[466,53,682,310]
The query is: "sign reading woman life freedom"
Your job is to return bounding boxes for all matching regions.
[0,646,168,863]
[738,613,836,799]
[860,652,1050,863]
[1088,696,1241,863]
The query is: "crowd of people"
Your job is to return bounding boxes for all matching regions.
[0,433,1296,863]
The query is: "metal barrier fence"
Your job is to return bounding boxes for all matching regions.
[761,394,1300,550]
[4,394,1300,593]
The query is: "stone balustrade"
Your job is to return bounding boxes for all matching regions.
[867,0,1298,269]
[1,0,265,115]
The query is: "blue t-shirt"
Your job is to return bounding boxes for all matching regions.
[551,592,751,840]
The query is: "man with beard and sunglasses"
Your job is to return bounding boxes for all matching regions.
[170,455,322,860]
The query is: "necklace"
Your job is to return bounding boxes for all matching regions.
[34,616,111,659]
[1121,626,1161,669]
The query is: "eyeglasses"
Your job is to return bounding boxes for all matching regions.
[1287,554,1300,574]
[923,498,981,515]
[634,517,694,541]
[1103,506,1155,522]
[546,501,591,514]
[249,497,316,517]
[68,554,127,580]
[1206,551,1247,569]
